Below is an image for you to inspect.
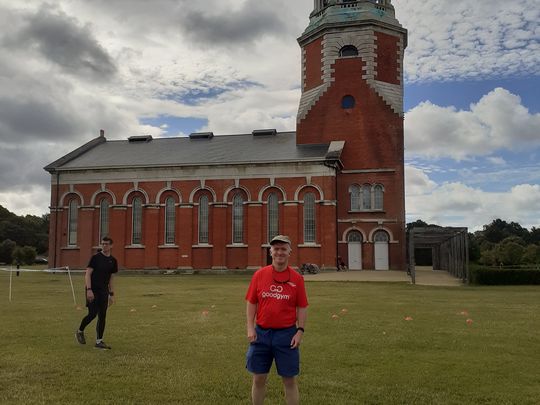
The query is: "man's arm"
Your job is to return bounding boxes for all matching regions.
[290,307,307,349]
[246,301,257,342]
[85,267,94,302]
[108,274,116,305]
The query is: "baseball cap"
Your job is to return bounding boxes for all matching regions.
[270,235,291,245]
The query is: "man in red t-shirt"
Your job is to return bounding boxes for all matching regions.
[245,235,308,405]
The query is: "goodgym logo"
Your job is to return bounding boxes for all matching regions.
[262,284,290,300]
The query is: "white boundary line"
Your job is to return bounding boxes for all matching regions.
[1,266,84,304]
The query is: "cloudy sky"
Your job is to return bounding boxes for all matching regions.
[0,0,538,231]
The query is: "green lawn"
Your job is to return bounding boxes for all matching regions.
[1,272,540,404]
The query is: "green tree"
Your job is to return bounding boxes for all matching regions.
[522,244,540,265]
[483,219,529,244]
[479,249,497,266]
[12,246,37,266]
[468,233,481,262]
[0,239,16,264]
[530,227,540,244]
[498,242,524,266]
[0,205,49,255]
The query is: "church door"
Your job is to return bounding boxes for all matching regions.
[374,231,389,270]
[347,231,363,270]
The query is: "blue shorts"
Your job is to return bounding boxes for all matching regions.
[246,325,300,377]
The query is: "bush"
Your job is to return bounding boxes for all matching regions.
[12,245,37,266]
[0,239,16,264]
[470,265,540,285]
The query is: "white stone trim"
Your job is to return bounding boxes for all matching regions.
[223,184,251,202]
[189,186,217,204]
[122,188,150,205]
[90,189,116,206]
[59,190,84,206]
[155,187,183,204]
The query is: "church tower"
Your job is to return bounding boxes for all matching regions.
[297,0,407,270]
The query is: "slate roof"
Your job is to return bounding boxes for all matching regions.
[44,131,338,172]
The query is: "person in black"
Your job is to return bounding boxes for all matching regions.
[75,236,118,349]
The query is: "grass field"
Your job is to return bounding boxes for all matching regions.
[1,271,540,405]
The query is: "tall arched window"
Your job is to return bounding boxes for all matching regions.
[374,185,384,210]
[132,197,142,245]
[68,199,78,246]
[304,193,316,243]
[232,194,244,244]
[350,185,361,211]
[198,195,209,244]
[99,199,109,241]
[339,45,358,57]
[361,184,372,210]
[165,197,175,245]
[267,192,279,242]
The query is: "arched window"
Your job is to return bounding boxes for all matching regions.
[267,192,279,242]
[99,199,109,241]
[361,184,372,210]
[68,199,78,246]
[304,193,316,243]
[342,95,356,109]
[347,230,363,242]
[339,45,358,57]
[374,230,389,242]
[198,195,209,244]
[374,185,384,210]
[132,197,142,245]
[232,194,244,244]
[165,197,175,245]
[350,185,361,211]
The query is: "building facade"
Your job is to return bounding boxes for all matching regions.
[45,0,407,271]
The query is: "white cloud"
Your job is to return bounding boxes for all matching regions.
[405,88,540,159]
[406,166,540,230]
[0,185,51,217]
[395,0,540,82]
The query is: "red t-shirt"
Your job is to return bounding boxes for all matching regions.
[245,265,309,329]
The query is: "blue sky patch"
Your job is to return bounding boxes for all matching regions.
[140,116,208,137]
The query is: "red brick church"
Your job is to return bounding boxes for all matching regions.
[45,0,407,272]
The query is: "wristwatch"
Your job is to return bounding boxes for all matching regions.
[297,327,305,333]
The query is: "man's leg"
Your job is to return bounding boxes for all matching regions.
[96,299,108,341]
[282,376,299,405]
[79,301,99,331]
[252,373,268,405]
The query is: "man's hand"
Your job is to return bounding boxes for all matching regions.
[86,290,94,303]
[290,330,303,349]
[247,325,257,343]
[108,294,115,306]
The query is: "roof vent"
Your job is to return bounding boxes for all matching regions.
[189,132,214,139]
[128,135,153,143]
[252,129,277,136]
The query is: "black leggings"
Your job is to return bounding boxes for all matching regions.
[79,295,108,340]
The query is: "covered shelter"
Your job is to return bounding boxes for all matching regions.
[408,227,469,284]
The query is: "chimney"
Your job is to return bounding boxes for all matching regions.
[100,129,105,137]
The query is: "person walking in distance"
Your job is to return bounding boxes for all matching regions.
[245,235,308,405]
[75,236,118,350]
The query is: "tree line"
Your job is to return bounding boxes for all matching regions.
[0,205,49,265]
[409,218,540,267]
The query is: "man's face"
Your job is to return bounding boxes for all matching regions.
[271,242,291,265]
[101,240,112,254]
